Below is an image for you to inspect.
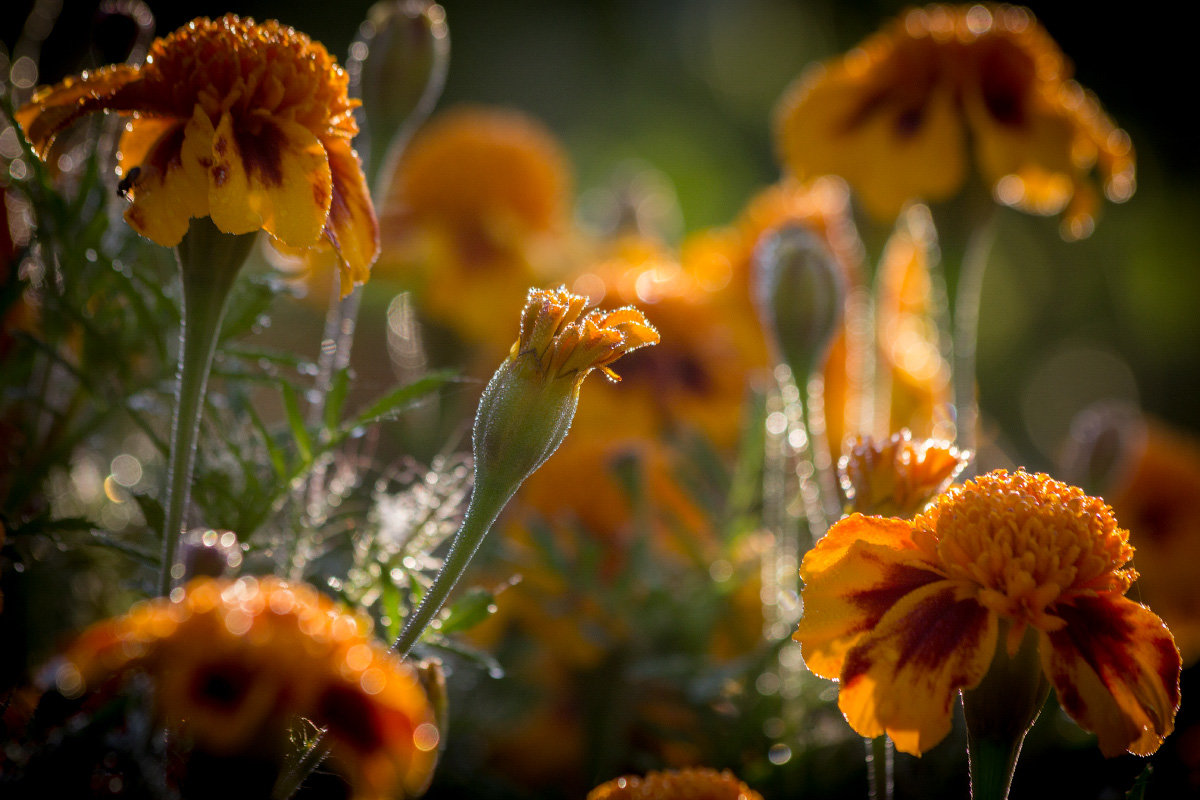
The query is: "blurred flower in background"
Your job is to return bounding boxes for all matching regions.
[587,767,764,800]
[774,3,1135,238]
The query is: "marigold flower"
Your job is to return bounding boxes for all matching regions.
[587,767,763,800]
[839,429,969,518]
[473,286,658,498]
[774,4,1134,238]
[15,14,378,294]
[378,106,575,343]
[794,469,1180,757]
[46,577,438,800]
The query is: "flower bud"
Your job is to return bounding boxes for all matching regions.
[349,0,450,191]
[472,286,659,501]
[838,429,970,518]
[753,223,845,380]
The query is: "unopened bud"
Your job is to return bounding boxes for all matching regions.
[349,0,450,192]
[753,224,845,380]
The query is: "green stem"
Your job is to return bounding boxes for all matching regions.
[159,219,257,596]
[866,734,894,800]
[965,732,1020,800]
[271,476,513,800]
[950,217,997,474]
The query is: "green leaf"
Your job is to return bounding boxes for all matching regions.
[324,367,352,432]
[348,369,460,430]
[246,401,288,480]
[437,587,496,635]
[280,383,313,464]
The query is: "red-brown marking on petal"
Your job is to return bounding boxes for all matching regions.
[848,561,943,623]
[232,118,286,188]
[317,684,385,753]
[189,660,254,712]
[212,164,229,187]
[977,41,1033,128]
[1052,595,1181,716]
[844,584,989,683]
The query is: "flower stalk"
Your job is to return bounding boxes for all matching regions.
[159,218,257,596]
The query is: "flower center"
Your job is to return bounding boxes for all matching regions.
[914,470,1135,631]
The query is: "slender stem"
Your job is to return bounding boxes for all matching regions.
[272,476,513,800]
[159,220,257,596]
[950,217,997,471]
[866,735,894,800]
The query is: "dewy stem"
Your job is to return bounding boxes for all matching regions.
[272,475,514,800]
[159,219,257,596]
[950,216,997,473]
[866,734,894,800]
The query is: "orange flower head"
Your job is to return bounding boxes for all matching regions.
[378,106,575,343]
[774,4,1134,238]
[839,430,969,518]
[587,768,763,800]
[46,577,438,800]
[16,15,378,295]
[795,469,1180,757]
[473,286,658,498]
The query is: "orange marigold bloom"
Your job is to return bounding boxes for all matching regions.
[15,15,378,295]
[795,469,1180,757]
[379,106,575,343]
[587,768,763,800]
[774,4,1134,238]
[46,577,438,800]
[839,429,969,518]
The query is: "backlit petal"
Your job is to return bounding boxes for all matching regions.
[838,582,997,755]
[322,137,378,297]
[776,68,966,220]
[15,65,142,157]
[120,107,214,247]
[1041,593,1181,756]
[796,515,942,678]
[208,112,331,247]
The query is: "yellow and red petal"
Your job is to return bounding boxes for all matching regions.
[119,108,214,247]
[796,516,943,679]
[15,65,142,157]
[1040,593,1180,757]
[208,112,331,247]
[322,137,378,297]
[837,582,997,755]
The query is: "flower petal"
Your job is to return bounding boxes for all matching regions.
[837,582,997,755]
[1041,593,1181,756]
[119,107,214,247]
[208,112,331,247]
[322,137,378,297]
[15,65,141,157]
[776,68,967,220]
[795,515,942,679]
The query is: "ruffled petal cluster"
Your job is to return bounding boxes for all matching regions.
[15,14,377,294]
[774,4,1134,238]
[839,429,969,518]
[45,577,438,800]
[795,469,1180,757]
[587,767,763,800]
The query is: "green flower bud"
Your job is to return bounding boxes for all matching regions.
[472,286,660,502]
[753,223,845,381]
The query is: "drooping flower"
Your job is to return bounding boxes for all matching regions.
[774,4,1134,238]
[15,14,378,294]
[377,106,576,343]
[46,577,439,800]
[795,469,1180,757]
[587,767,763,800]
[839,429,969,518]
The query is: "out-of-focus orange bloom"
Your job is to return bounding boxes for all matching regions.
[795,469,1180,757]
[378,106,577,345]
[1091,417,1200,666]
[46,577,438,800]
[587,767,764,800]
[775,4,1134,239]
[875,208,954,439]
[839,429,969,518]
[16,15,377,293]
